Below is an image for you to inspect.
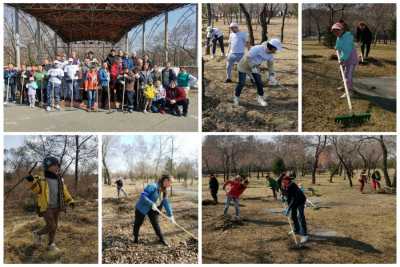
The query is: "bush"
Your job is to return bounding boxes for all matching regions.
[272,158,286,176]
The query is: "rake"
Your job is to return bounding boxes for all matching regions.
[334,50,371,126]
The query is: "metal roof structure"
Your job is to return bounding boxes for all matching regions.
[7,3,185,43]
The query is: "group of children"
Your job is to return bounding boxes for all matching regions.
[4,49,196,116]
[359,169,382,193]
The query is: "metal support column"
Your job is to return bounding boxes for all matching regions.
[15,8,20,67]
[164,11,168,63]
[142,22,145,56]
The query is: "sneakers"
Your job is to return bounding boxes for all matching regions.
[221,52,225,57]
[288,230,294,236]
[55,104,60,110]
[46,106,51,112]
[211,54,215,59]
[160,240,170,247]
[143,109,147,113]
[128,109,133,113]
[234,215,241,221]
[33,231,41,245]
[48,243,60,252]
[225,78,233,83]
[233,96,240,106]
[300,235,309,244]
[256,95,268,107]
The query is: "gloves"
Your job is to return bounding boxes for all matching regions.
[283,208,290,217]
[268,74,278,86]
[24,175,34,182]
[151,203,158,211]
[251,67,260,74]
[170,216,176,224]
[69,202,75,209]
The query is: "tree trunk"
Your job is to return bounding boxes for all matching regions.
[259,4,269,43]
[240,4,255,45]
[74,135,79,191]
[280,4,288,43]
[379,135,392,187]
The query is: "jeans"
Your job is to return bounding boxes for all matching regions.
[212,36,225,55]
[291,205,307,236]
[5,82,16,102]
[151,98,166,112]
[47,82,61,106]
[226,53,244,80]
[126,91,135,111]
[133,209,165,242]
[235,71,264,97]
[87,90,97,109]
[65,79,80,101]
[224,196,240,216]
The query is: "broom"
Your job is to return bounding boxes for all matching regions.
[334,50,371,125]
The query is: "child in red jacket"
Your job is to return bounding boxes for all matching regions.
[223,175,249,220]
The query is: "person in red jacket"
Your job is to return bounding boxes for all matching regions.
[110,58,123,109]
[166,80,189,116]
[223,175,249,220]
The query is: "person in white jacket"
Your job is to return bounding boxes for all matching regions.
[46,61,64,111]
[207,26,225,58]
[64,58,80,103]
[225,22,249,83]
[234,39,282,107]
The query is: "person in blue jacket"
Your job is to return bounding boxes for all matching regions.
[4,63,18,102]
[133,174,174,246]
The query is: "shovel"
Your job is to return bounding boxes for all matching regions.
[145,198,197,240]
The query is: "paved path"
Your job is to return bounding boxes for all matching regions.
[4,92,198,132]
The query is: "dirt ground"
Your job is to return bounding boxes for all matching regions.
[202,17,298,132]
[4,90,198,132]
[202,172,396,263]
[102,181,198,264]
[4,199,98,264]
[302,40,396,132]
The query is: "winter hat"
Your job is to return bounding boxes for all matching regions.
[331,22,344,31]
[43,156,60,170]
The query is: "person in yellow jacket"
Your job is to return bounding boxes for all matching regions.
[143,81,156,113]
[24,156,74,251]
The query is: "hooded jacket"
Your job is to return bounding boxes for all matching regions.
[26,174,74,213]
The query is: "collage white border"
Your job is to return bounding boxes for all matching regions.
[0,0,399,265]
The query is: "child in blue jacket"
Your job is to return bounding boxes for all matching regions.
[133,175,174,246]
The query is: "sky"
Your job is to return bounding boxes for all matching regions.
[106,134,199,172]
[4,135,25,149]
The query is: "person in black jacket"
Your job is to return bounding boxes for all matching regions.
[282,176,308,244]
[356,21,373,60]
[209,174,219,204]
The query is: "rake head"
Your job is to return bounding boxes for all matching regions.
[335,112,371,126]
